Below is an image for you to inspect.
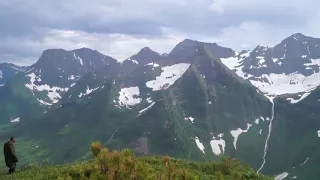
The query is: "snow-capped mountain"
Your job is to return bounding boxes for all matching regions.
[24,48,118,105]
[121,47,166,73]
[221,33,320,100]
[13,45,270,166]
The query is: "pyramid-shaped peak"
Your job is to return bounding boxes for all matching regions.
[140,47,153,52]
[178,39,204,46]
[72,47,96,53]
[276,32,319,47]
[136,47,159,56]
[291,32,306,38]
[251,44,269,53]
[283,32,308,42]
[182,38,200,43]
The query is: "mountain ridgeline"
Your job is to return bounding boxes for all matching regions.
[1,33,320,179]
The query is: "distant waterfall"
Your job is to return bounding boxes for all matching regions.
[257,96,275,173]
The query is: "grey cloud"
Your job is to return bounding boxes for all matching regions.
[1,0,320,65]
[2,0,318,38]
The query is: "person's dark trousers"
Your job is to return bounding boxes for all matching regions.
[8,163,16,174]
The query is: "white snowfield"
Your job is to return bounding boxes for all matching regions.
[25,73,69,105]
[78,86,99,97]
[138,102,156,116]
[10,117,20,123]
[118,86,142,108]
[210,134,226,156]
[73,53,84,66]
[230,123,252,150]
[221,52,320,103]
[274,172,289,180]
[146,62,159,67]
[195,136,205,154]
[184,117,194,123]
[250,72,320,96]
[146,63,190,91]
[286,91,312,104]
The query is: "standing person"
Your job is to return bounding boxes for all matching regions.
[3,136,18,174]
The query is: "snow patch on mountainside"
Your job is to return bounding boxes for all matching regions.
[37,99,52,106]
[10,117,20,123]
[146,63,190,91]
[230,123,252,150]
[184,117,194,123]
[25,73,69,104]
[73,53,83,65]
[300,157,309,166]
[146,97,152,103]
[79,86,99,97]
[118,86,142,108]
[146,62,159,67]
[195,137,205,154]
[275,172,288,180]
[68,75,75,80]
[138,102,156,116]
[287,91,311,103]
[210,135,226,156]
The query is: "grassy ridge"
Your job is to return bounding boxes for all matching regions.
[0,157,270,180]
[0,142,271,180]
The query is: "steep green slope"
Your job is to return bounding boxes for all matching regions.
[109,48,272,170]
[260,88,320,179]
[0,73,45,124]
[0,63,27,85]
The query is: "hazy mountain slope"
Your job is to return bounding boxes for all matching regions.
[0,48,118,124]
[0,63,27,86]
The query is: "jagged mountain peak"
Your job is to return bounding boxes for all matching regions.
[136,47,160,57]
[180,38,203,45]
[140,46,153,52]
[170,39,235,59]
[221,33,320,98]
[278,32,320,46]
[251,45,270,54]
[122,47,162,68]
[291,32,305,38]
[72,47,95,52]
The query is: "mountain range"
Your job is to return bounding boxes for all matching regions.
[1,33,320,180]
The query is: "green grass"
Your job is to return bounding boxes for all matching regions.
[0,156,271,180]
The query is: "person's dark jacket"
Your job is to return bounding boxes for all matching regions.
[3,141,18,168]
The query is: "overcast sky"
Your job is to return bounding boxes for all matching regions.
[1,0,320,65]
